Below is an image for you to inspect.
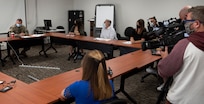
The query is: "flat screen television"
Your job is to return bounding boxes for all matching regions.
[44,19,52,30]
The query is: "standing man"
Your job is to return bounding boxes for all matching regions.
[158,6,204,104]
[9,18,30,57]
[157,5,192,91]
[100,19,117,40]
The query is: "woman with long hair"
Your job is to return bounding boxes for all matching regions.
[67,19,85,57]
[60,50,114,103]
[126,19,147,44]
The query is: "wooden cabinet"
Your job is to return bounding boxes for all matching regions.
[90,21,94,36]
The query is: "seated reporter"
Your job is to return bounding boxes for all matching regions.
[128,19,147,44]
[100,19,117,59]
[148,16,160,31]
[67,19,85,57]
[100,19,117,40]
[8,18,30,57]
[60,50,115,103]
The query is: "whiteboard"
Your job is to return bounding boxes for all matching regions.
[95,4,115,28]
[0,0,26,33]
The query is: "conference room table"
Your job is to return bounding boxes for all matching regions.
[0,33,160,104]
[46,33,142,59]
[0,32,141,66]
[47,33,142,48]
[0,34,48,65]
[30,50,161,103]
[0,72,56,104]
[47,33,116,59]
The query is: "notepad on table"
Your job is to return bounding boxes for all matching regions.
[122,41,132,44]
[94,38,111,41]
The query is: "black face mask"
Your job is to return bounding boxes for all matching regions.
[137,25,141,28]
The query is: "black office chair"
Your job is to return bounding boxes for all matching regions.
[124,27,135,39]
[56,26,65,33]
[117,33,128,40]
[54,97,127,104]
[56,26,64,29]
[101,98,128,104]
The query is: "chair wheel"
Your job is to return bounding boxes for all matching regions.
[67,54,71,61]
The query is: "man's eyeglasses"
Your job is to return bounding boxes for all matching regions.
[184,19,204,25]
[184,20,195,23]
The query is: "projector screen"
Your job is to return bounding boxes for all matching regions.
[95,4,115,28]
[0,0,26,33]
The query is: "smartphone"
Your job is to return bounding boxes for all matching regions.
[0,86,12,92]
[0,80,5,84]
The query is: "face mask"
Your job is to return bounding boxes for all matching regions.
[184,22,194,34]
[150,22,154,27]
[137,25,141,28]
[102,23,106,28]
[16,24,21,27]
[163,21,169,27]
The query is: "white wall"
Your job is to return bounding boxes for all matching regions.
[26,0,203,35]
[0,0,26,33]
[73,0,204,36]
[26,0,73,33]
[26,0,37,33]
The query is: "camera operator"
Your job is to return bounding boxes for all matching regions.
[179,5,193,37]
[155,5,192,92]
[158,6,204,104]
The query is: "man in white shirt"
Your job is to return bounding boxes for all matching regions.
[100,19,117,40]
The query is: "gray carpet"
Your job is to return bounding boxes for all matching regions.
[0,44,162,104]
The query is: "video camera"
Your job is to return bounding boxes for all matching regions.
[142,18,186,52]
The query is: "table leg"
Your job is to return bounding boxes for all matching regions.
[39,39,48,57]
[115,69,142,104]
[0,46,5,67]
[3,44,15,64]
[45,37,57,53]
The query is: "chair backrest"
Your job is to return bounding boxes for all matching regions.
[83,31,87,36]
[101,98,128,104]
[117,33,121,39]
[56,26,64,29]
[124,27,135,37]
[56,26,65,33]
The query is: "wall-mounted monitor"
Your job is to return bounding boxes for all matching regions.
[44,19,52,30]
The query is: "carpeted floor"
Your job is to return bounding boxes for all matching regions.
[0,44,162,104]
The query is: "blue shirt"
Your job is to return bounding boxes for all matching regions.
[63,80,114,104]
